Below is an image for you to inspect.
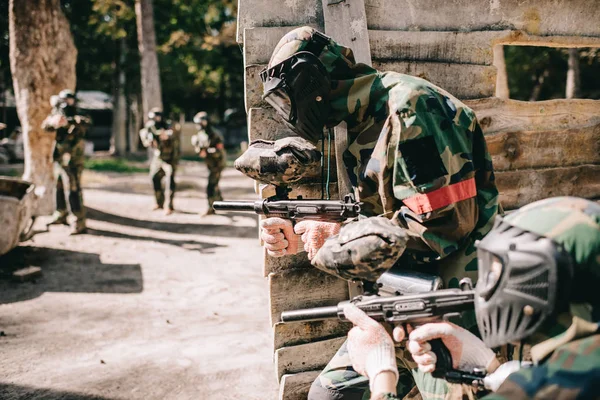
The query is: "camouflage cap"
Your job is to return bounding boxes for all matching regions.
[233,136,322,185]
[503,197,600,307]
[311,217,408,282]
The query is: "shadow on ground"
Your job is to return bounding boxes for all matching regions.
[0,246,143,304]
[87,207,257,238]
[86,228,223,253]
[0,384,118,400]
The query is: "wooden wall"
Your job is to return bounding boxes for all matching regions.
[237,0,600,397]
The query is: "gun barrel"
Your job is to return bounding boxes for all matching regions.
[212,201,257,212]
[280,305,339,323]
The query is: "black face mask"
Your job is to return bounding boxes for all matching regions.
[474,216,574,348]
[261,52,331,144]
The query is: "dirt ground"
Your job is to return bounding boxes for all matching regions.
[0,162,279,400]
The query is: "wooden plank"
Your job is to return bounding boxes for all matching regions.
[274,320,352,350]
[496,165,600,210]
[279,370,321,400]
[364,0,600,37]
[467,98,600,134]
[264,251,312,277]
[248,108,294,141]
[245,64,267,112]
[236,0,324,43]
[374,60,497,99]
[493,30,600,48]
[275,336,346,380]
[269,268,349,326]
[244,26,319,65]
[370,30,499,65]
[322,0,372,203]
[487,124,600,171]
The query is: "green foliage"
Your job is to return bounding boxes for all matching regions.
[84,157,148,173]
[504,46,600,101]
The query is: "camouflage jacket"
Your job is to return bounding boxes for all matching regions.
[141,120,180,163]
[192,126,226,171]
[268,27,500,284]
[42,105,91,162]
[486,317,600,400]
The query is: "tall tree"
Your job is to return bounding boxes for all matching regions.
[135,0,162,118]
[9,0,76,215]
[565,48,581,99]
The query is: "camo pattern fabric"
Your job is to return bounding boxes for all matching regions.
[43,105,89,227]
[267,26,500,286]
[143,120,180,163]
[234,136,322,185]
[194,125,226,208]
[311,216,408,281]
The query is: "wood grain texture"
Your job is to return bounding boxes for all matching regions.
[374,60,497,99]
[244,26,319,65]
[245,64,267,112]
[487,124,600,171]
[467,98,600,134]
[269,268,349,326]
[264,251,312,277]
[364,0,600,37]
[275,336,346,380]
[496,165,600,209]
[279,370,321,400]
[274,320,351,350]
[370,30,499,65]
[236,0,323,43]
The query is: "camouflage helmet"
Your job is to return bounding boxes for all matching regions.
[475,197,600,348]
[58,89,76,100]
[148,107,163,119]
[193,111,208,124]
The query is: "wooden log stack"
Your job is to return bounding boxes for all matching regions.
[236,0,600,397]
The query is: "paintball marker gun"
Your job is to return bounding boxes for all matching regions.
[212,193,361,222]
[281,278,487,387]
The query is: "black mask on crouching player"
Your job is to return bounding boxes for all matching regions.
[474,216,574,348]
[260,51,331,144]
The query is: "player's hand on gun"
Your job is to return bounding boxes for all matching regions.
[395,322,497,373]
[259,218,341,259]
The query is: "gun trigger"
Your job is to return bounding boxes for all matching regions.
[442,312,461,321]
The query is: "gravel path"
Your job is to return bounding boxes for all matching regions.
[0,162,278,400]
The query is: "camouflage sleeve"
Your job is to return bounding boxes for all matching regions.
[483,334,600,400]
[361,81,499,265]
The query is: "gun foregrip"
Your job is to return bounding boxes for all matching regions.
[429,339,453,379]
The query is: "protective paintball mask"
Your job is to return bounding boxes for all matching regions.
[474,216,574,348]
[260,51,331,144]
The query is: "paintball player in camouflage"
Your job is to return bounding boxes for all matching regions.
[192,111,226,216]
[42,90,91,235]
[344,197,600,400]
[257,27,500,399]
[140,108,179,215]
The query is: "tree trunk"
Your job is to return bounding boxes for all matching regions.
[493,45,510,99]
[112,38,127,156]
[9,0,77,216]
[135,0,162,119]
[566,48,581,99]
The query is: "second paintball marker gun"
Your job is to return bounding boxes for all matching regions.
[281,278,487,387]
[213,193,361,222]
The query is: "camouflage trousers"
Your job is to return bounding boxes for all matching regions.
[207,166,223,208]
[151,158,177,210]
[54,159,86,228]
[308,340,453,400]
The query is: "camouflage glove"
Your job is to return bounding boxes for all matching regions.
[294,220,341,260]
[404,322,496,373]
[344,304,399,392]
[260,218,302,257]
[311,217,408,282]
